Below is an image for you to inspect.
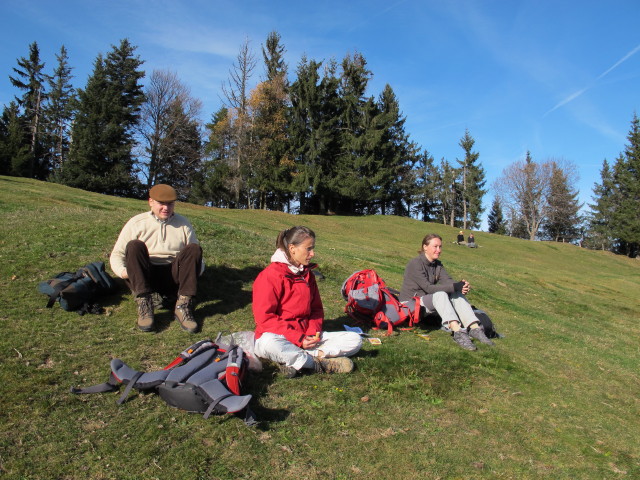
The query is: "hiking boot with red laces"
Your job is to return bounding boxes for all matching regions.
[313,356,354,374]
[175,295,198,333]
[135,294,155,332]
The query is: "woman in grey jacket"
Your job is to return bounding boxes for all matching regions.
[399,233,494,351]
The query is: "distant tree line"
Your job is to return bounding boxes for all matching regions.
[1,35,638,256]
[0,35,487,228]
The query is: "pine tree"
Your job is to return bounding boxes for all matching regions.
[194,107,235,207]
[542,162,582,242]
[487,197,507,234]
[374,84,418,216]
[412,149,439,222]
[436,158,460,226]
[262,31,287,82]
[61,39,145,196]
[250,31,292,210]
[457,129,486,229]
[0,102,31,175]
[289,57,341,214]
[588,159,615,250]
[9,41,49,178]
[610,114,640,256]
[333,52,372,214]
[45,45,75,177]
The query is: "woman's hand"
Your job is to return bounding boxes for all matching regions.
[302,334,321,350]
[461,279,471,295]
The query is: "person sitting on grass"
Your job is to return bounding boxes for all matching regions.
[252,226,362,378]
[456,231,465,245]
[109,184,203,333]
[467,232,477,248]
[399,233,494,351]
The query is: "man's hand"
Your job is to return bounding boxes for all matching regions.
[121,268,129,280]
[461,279,471,295]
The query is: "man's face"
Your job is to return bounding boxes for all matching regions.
[149,198,175,220]
[423,238,443,262]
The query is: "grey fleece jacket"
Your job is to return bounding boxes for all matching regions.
[399,254,464,302]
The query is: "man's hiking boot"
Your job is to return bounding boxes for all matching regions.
[469,327,495,346]
[280,365,298,378]
[313,356,354,374]
[135,294,155,332]
[452,330,476,351]
[175,295,198,333]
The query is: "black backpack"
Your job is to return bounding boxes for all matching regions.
[71,338,256,425]
[38,261,115,315]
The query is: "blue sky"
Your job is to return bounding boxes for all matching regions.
[1,0,639,227]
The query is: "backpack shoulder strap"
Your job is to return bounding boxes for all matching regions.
[39,272,83,308]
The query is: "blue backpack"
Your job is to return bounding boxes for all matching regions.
[38,261,115,315]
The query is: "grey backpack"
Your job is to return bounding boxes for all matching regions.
[71,338,256,424]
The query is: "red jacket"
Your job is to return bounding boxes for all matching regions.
[252,261,324,347]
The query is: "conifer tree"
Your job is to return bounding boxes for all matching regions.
[588,159,615,251]
[487,197,507,234]
[412,149,439,222]
[333,52,372,213]
[289,57,341,214]
[542,162,582,242]
[457,129,486,229]
[0,102,31,175]
[9,41,49,178]
[609,114,640,256]
[194,107,235,207]
[45,45,75,176]
[61,39,145,196]
[250,31,292,210]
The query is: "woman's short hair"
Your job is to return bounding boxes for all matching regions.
[420,233,442,253]
[276,226,315,260]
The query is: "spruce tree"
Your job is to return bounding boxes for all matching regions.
[588,159,615,250]
[610,114,640,256]
[412,149,439,222]
[487,197,507,234]
[0,102,31,175]
[289,57,341,214]
[542,162,582,242]
[333,52,372,213]
[457,129,486,229]
[9,41,49,178]
[250,31,291,210]
[62,39,145,196]
[45,45,75,177]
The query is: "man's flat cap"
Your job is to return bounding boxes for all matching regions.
[149,184,177,202]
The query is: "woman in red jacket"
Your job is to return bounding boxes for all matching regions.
[252,226,362,378]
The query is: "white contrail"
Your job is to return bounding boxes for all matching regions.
[596,43,640,80]
[544,43,640,116]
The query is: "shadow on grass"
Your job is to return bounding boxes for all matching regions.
[197,265,262,314]
[244,364,291,430]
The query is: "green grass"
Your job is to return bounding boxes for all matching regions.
[1,176,639,479]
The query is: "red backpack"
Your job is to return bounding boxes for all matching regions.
[341,269,421,335]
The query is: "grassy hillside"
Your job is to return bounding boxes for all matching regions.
[1,176,638,480]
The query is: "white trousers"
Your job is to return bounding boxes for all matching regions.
[422,291,480,329]
[254,331,363,371]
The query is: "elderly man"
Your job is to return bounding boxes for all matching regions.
[110,184,203,333]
